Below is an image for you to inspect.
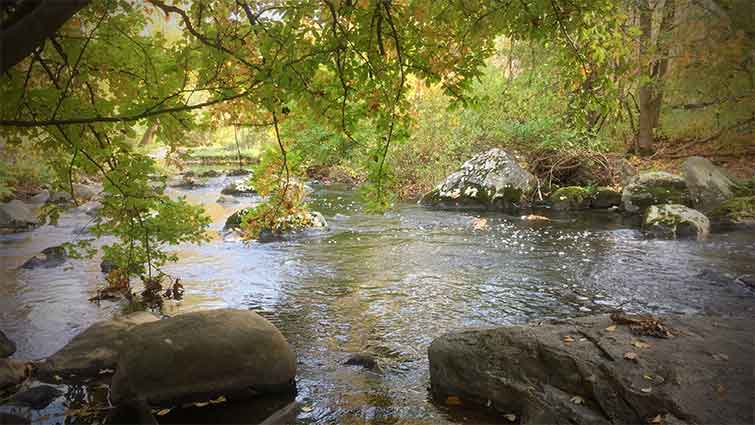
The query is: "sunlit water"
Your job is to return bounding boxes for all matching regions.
[2,174,754,424]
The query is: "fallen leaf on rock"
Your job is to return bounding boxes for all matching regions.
[632,340,651,349]
[624,352,638,362]
[605,325,617,332]
[650,414,663,424]
[156,409,172,416]
[504,413,517,422]
[711,353,729,361]
[569,395,584,405]
[641,387,652,394]
[446,396,462,406]
[302,405,314,413]
[563,335,575,343]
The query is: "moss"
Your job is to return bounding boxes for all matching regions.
[709,196,755,222]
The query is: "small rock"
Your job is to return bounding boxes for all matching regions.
[9,385,63,409]
[198,170,222,178]
[344,352,381,371]
[226,169,252,177]
[27,190,50,205]
[220,181,257,196]
[48,191,72,204]
[216,195,240,204]
[19,246,67,270]
[100,259,117,274]
[170,176,204,189]
[591,187,622,209]
[622,172,692,214]
[0,331,16,358]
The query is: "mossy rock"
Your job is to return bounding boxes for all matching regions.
[591,187,622,209]
[708,196,755,229]
[549,186,591,211]
[643,204,710,240]
[621,172,692,214]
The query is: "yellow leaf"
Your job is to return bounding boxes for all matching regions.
[504,413,517,422]
[156,408,172,416]
[301,405,314,412]
[632,340,651,349]
[651,414,663,424]
[209,395,227,404]
[605,325,617,332]
[570,395,584,405]
[624,352,638,362]
[446,395,462,406]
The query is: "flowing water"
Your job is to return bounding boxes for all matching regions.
[2,174,754,424]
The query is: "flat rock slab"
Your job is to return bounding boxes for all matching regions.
[111,309,296,407]
[429,314,754,425]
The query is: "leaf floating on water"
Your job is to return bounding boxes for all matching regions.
[632,340,651,349]
[569,395,584,405]
[624,352,638,362]
[98,368,115,375]
[605,325,617,332]
[301,405,314,412]
[563,335,575,344]
[156,408,172,416]
[641,387,653,394]
[445,395,462,406]
[209,395,227,404]
[53,374,63,382]
[504,413,517,422]
[193,401,209,407]
[711,353,729,361]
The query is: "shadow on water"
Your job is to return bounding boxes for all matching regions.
[1,177,754,424]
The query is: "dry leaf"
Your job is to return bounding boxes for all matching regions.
[504,413,517,422]
[711,353,729,361]
[193,401,209,407]
[624,352,638,361]
[569,395,584,405]
[98,368,115,375]
[650,414,663,424]
[563,335,575,343]
[643,374,654,381]
[209,395,227,404]
[446,395,462,406]
[156,408,172,416]
[641,387,652,394]
[605,325,617,332]
[301,405,314,412]
[632,340,651,349]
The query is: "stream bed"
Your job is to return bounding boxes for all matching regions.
[2,174,754,424]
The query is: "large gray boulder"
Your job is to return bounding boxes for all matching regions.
[420,149,536,210]
[111,309,296,407]
[0,330,16,358]
[621,172,692,214]
[36,312,160,381]
[20,246,67,270]
[429,314,754,425]
[643,204,710,240]
[681,157,737,213]
[0,200,38,232]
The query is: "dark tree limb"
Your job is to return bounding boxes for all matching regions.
[1,0,90,73]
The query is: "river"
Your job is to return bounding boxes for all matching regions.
[1,173,754,424]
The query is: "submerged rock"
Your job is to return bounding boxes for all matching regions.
[9,385,63,410]
[19,246,67,270]
[420,149,536,210]
[621,172,692,214]
[429,314,754,425]
[198,169,222,178]
[549,187,591,211]
[0,331,15,358]
[227,169,252,177]
[643,204,710,240]
[216,195,240,204]
[590,187,622,209]
[170,175,204,189]
[37,312,160,381]
[0,200,38,233]
[681,156,737,213]
[708,196,755,229]
[110,309,296,407]
[344,352,381,372]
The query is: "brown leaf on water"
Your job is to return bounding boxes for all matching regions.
[605,325,617,332]
[446,395,462,406]
[624,351,638,362]
[504,413,517,422]
[632,340,651,349]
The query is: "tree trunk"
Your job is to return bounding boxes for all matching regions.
[139,123,159,146]
[637,0,654,155]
